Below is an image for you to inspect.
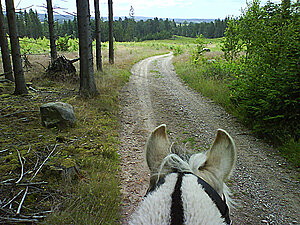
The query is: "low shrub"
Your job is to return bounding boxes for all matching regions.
[224,1,300,144]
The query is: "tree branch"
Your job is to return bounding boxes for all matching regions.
[0,110,39,119]
[70,57,80,63]
[0,216,39,223]
[30,144,58,181]
[2,181,48,186]
[1,189,24,208]
[0,71,12,77]
[35,62,47,70]
[15,149,24,184]
[0,149,9,153]
[16,187,28,215]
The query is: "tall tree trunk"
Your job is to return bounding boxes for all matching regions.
[108,0,114,64]
[281,0,291,19]
[282,0,291,8]
[0,1,13,81]
[94,0,103,71]
[76,0,98,97]
[5,0,28,94]
[46,0,57,62]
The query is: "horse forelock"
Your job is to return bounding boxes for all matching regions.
[154,144,207,181]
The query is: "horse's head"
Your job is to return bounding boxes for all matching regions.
[130,124,236,225]
[146,124,236,197]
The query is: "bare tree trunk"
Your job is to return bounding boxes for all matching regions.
[76,0,98,97]
[282,0,291,8]
[5,0,28,94]
[282,0,291,19]
[108,0,114,64]
[46,0,57,62]
[0,1,13,81]
[94,0,103,71]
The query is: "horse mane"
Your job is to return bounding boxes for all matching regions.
[154,143,235,209]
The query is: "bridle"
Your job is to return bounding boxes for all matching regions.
[146,172,232,225]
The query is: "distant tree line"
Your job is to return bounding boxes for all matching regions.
[2,9,228,41]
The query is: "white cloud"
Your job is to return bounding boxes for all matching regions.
[97,0,192,17]
[112,0,192,9]
[4,0,290,19]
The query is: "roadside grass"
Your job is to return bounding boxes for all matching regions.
[42,75,125,224]
[278,140,300,176]
[0,43,169,224]
[173,53,235,113]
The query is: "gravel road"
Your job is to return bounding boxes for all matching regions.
[118,53,299,225]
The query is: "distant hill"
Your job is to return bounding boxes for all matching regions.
[38,14,74,23]
[38,14,215,24]
[121,16,215,24]
[168,18,215,24]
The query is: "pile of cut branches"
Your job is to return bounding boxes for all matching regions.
[46,56,79,82]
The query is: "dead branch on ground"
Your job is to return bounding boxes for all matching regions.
[22,54,33,71]
[0,144,59,223]
[0,71,13,77]
[15,149,24,184]
[30,144,58,181]
[16,187,28,215]
[0,110,39,119]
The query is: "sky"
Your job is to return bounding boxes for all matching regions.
[2,0,282,19]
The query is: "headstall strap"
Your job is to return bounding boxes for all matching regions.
[145,172,232,225]
[183,172,232,225]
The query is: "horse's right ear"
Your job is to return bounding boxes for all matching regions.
[204,129,236,182]
[146,124,170,174]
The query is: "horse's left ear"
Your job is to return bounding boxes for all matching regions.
[205,129,236,181]
[146,124,170,174]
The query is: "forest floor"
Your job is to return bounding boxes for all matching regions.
[118,53,300,225]
[0,45,168,224]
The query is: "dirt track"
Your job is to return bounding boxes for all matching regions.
[118,53,299,224]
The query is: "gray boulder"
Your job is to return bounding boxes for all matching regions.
[40,102,75,127]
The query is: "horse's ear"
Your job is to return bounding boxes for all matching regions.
[146,124,170,174]
[204,129,236,181]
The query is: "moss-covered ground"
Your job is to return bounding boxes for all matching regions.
[0,43,169,224]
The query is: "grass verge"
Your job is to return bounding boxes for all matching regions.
[173,54,235,114]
